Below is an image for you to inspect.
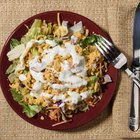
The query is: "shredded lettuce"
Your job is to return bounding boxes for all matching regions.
[11,88,23,102]
[24,19,42,41]
[88,75,100,93]
[80,34,100,48]
[89,75,98,83]
[11,89,42,118]
[8,73,16,83]
[10,39,20,50]
[6,63,16,74]
[7,44,25,61]
[22,104,42,118]
[30,47,39,57]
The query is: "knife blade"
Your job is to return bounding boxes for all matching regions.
[129,3,140,131]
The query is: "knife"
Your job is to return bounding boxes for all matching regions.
[129,3,140,131]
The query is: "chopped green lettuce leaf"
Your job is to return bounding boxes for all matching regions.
[30,47,39,57]
[20,36,27,44]
[11,88,42,118]
[22,104,42,118]
[25,19,42,41]
[6,63,16,74]
[89,75,98,83]
[10,39,20,49]
[11,88,23,102]
[80,34,100,48]
[7,44,25,61]
[8,73,16,83]
[88,75,100,93]
[28,104,42,113]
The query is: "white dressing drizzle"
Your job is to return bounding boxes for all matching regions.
[17,39,90,104]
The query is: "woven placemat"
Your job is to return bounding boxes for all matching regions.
[0,0,140,139]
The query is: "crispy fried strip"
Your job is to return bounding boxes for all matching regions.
[46,106,60,110]
[57,13,60,26]
[85,29,89,36]
[52,119,72,127]
[25,85,32,90]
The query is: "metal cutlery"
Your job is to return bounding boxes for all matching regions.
[95,36,140,88]
[129,3,140,131]
[95,34,140,131]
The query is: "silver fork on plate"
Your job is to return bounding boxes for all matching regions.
[95,36,140,88]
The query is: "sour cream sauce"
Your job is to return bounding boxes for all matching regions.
[19,39,88,103]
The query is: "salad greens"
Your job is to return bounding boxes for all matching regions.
[6,16,111,125]
[30,47,39,57]
[6,63,16,74]
[24,19,42,41]
[10,39,20,50]
[80,34,100,48]
[11,89,42,118]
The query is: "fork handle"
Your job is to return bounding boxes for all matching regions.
[125,68,140,88]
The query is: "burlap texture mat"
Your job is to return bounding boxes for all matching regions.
[0,0,140,139]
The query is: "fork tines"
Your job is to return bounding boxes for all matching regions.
[95,36,120,62]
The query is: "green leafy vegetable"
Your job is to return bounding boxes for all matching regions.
[28,104,42,112]
[88,75,99,88]
[7,44,25,61]
[8,73,16,83]
[10,39,20,49]
[22,104,42,118]
[25,19,42,41]
[11,88,23,102]
[20,36,27,44]
[6,63,17,74]
[80,34,100,48]
[11,88,42,118]
[89,75,98,83]
[31,47,39,57]
[88,75,100,93]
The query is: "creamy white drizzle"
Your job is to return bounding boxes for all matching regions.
[80,91,93,100]
[40,92,53,98]
[19,74,27,81]
[67,91,81,104]
[51,84,66,91]
[52,94,68,102]
[32,81,42,91]
[59,60,87,88]
[16,39,90,104]
[30,91,53,98]
[30,68,45,82]
[15,40,34,72]
[15,39,57,72]
[45,40,57,47]
[29,56,45,71]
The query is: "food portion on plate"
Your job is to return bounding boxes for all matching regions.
[6,13,112,126]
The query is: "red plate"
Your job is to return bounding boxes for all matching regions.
[0,11,118,130]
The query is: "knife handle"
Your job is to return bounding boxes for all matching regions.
[125,68,140,88]
[129,67,140,131]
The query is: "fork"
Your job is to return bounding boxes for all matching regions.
[95,36,140,88]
